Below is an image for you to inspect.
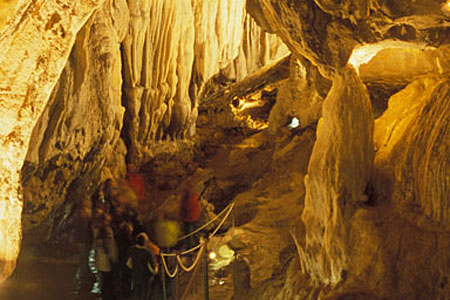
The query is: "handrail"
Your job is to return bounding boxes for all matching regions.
[177,202,234,241]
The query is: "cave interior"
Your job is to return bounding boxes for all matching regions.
[0,0,449,299]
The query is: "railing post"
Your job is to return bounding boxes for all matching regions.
[204,239,209,300]
[162,261,167,300]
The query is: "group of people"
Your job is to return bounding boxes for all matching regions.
[67,164,203,300]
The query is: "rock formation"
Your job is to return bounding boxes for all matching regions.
[21,0,129,232]
[374,76,450,231]
[245,0,450,298]
[0,0,106,283]
[17,0,289,238]
[121,0,288,162]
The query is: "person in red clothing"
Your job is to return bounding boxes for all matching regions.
[180,183,202,249]
[126,163,145,202]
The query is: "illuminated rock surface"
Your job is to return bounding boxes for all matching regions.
[0,0,106,283]
[0,0,449,299]
[374,76,450,230]
[21,0,129,231]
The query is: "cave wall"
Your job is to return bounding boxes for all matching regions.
[299,66,374,285]
[374,76,450,231]
[2,0,449,298]
[0,0,106,283]
[21,0,129,232]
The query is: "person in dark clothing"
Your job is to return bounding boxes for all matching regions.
[127,233,158,300]
[114,220,134,297]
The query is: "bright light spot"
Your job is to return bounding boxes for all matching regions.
[288,117,300,129]
[239,101,262,111]
[442,1,450,14]
[348,40,433,72]
[209,251,217,260]
[209,245,235,271]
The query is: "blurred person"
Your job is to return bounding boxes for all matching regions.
[126,233,158,300]
[68,200,94,294]
[126,164,145,202]
[114,219,135,297]
[180,183,202,249]
[93,213,118,300]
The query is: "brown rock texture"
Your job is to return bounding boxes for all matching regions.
[268,55,330,134]
[0,0,18,30]
[357,44,450,86]
[1,0,449,298]
[21,0,129,231]
[0,0,106,283]
[374,75,450,231]
[243,1,450,298]
[299,66,374,285]
[247,0,449,78]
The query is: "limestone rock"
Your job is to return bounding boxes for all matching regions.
[299,66,374,284]
[122,0,289,163]
[358,44,450,86]
[21,0,129,232]
[247,0,449,78]
[374,75,450,231]
[0,0,18,30]
[268,55,330,134]
[231,13,289,82]
[247,0,359,77]
[0,0,106,283]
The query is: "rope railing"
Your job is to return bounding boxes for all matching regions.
[160,253,179,278]
[177,243,206,272]
[208,203,234,238]
[162,243,203,258]
[158,200,235,300]
[180,245,204,300]
[159,202,234,277]
[177,202,234,241]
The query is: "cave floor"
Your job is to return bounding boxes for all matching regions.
[0,253,84,300]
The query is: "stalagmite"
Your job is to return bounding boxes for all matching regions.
[300,66,374,284]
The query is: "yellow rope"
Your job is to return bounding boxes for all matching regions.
[159,202,234,278]
[209,203,234,238]
[161,243,202,258]
[160,252,179,278]
[177,202,234,241]
[177,243,205,272]
[180,245,205,300]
